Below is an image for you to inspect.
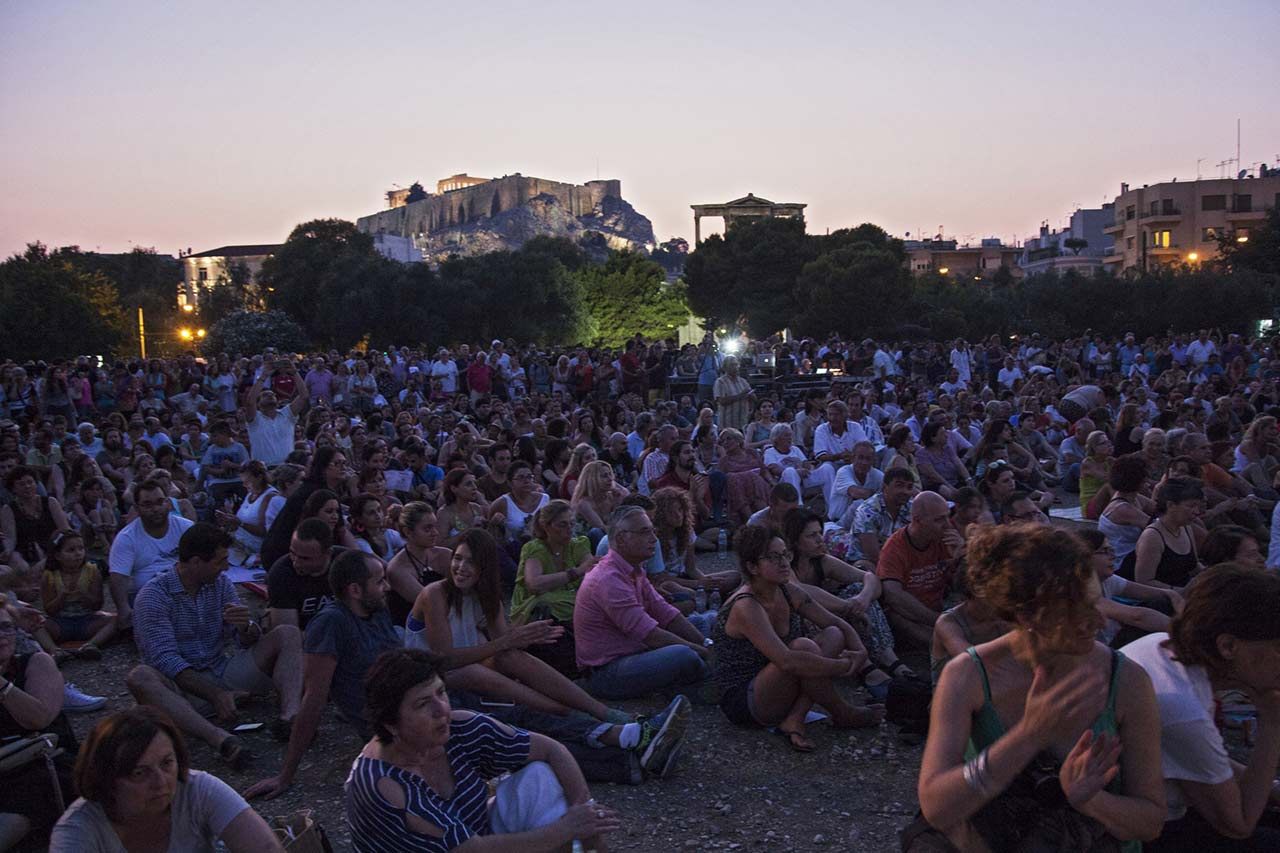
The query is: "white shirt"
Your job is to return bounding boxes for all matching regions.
[1120,632,1233,820]
[108,515,195,597]
[763,445,808,471]
[245,407,297,466]
[430,359,459,394]
[997,366,1024,388]
[949,348,971,382]
[829,465,883,522]
[812,421,868,466]
[1185,339,1217,366]
[872,350,898,378]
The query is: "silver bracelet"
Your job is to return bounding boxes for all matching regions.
[961,748,994,797]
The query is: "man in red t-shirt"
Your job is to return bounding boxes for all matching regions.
[875,491,962,650]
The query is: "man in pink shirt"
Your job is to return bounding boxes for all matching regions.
[574,505,711,699]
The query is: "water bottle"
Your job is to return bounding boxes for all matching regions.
[717,528,728,553]
[709,589,722,612]
[694,587,708,612]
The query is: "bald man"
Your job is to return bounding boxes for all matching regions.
[874,491,963,650]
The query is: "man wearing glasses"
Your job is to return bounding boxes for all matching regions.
[573,506,711,700]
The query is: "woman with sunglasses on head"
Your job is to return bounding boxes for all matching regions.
[712,525,884,753]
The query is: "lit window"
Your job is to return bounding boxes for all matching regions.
[1152,230,1172,248]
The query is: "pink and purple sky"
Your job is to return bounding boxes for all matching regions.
[2,0,1277,259]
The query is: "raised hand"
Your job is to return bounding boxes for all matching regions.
[1059,729,1122,808]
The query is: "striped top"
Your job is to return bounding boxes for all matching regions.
[345,712,532,852]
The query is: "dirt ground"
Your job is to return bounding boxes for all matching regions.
[62,551,923,853]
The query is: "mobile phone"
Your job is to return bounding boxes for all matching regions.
[478,699,516,709]
[233,722,264,732]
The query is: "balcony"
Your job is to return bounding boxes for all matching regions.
[1147,244,1182,256]
[1226,208,1266,222]
[1140,208,1183,224]
[1103,220,1126,235]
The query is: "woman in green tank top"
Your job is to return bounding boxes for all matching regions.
[910,524,1166,852]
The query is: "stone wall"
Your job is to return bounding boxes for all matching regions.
[357,174,624,239]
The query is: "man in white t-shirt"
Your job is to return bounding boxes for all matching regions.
[242,359,308,466]
[109,479,195,629]
[1122,563,1280,850]
[762,423,834,506]
[1185,329,1217,367]
[812,400,868,476]
[996,356,1024,389]
[829,441,883,523]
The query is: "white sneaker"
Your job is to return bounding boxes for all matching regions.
[63,682,107,713]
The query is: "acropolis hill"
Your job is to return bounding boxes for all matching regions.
[356,173,657,263]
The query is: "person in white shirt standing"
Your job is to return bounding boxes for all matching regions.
[242,359,308,467]
[948,339,972,385]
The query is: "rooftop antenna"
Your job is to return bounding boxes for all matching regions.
[1196,158,1204,180]
[1237,118,1241,176]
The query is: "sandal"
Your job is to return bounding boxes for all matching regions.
[858,664,892,701]
[886,660,920,682]
[773,727,815,753]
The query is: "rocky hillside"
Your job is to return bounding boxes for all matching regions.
[419,192,656,262]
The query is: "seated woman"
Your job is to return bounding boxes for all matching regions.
[510,501,597,677]
[557,443,596,501]
[1098,454,1155,570]
[435,468,492,549]
[1079,529,1183,650]
[40,530,116,659]
[1079,431,1115,519]
[216,461,284,566]
[1199,523,1265,569]
[385,502,453,629]
[915,523,1165,852]
[915,422,970,500]
[407,529,623,725]
[350,493,406,563]
[571,460,629,550]
[711,525,884,752]
[299,488,360,552]
[1121,564,1280,851]
[717,428,771,527]
[930,570,1009,687]
[782,508,914,698]
[50,707,281,852]
[345,648,619,853]
[0,602,75,848]
[67,475,119,558]
[744,399,778,451]
[649,488,740,615]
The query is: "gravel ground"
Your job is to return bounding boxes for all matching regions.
[61,550,923,853]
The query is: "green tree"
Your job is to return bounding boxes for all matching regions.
[575,251,689,346]
[0,243,129,360]
[202,259,260,324]
[684,217,815,336]
[259,219,436,348]
[202,309,308,356]
[405,182,428,204]
[793,239,909,339]
[1217,206,1280,276]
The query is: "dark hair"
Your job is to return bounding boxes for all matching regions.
[328,548,376,601]
[1200,525,1258,568]
[1166,563,1280,671]
[1075,528,1107,551]
[349,494,383,541]
[293,517,334,551]
[1153,477,1204,514]
[441,468,471,506]
[619,493,654,511]
[887,424,913,450]
[302,489,343,524]
[1108,453,1148,492]
[305,446,344,487]
[782,506,823,561]
[950,486,983,512]
[363,648,448,744]
[664,440,692,475]
[3,464,38,490]
[543,438,570,470]
[486,442,511,462]
[921,421,946,448]
[447,529,503,630]
[177,522,232,563]
[74,707,190,820]
[769,482,799,504]
[735,524,779,580]
[883,466,915,487]
[508,458,533,481]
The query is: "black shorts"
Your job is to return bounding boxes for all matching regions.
[718,680,760,727]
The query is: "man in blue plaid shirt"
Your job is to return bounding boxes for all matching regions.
[126,522,303,768]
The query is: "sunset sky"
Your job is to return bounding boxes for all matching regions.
[2,0,1277,259]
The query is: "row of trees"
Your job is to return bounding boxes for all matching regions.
[685,210,1280,341]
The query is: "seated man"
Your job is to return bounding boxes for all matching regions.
[763,423,834,506]
[1000,491,1049,526]
[127,523,303,768]
[265,518,335,631]
[245,549,683,800]
[842,467,915,564]
[108,478,195,630]
[746,482,800,535]
[574,506,711,700]
[875,491,961,652]
[828,440,883,523]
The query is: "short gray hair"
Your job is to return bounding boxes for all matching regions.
[607,504,649,543]
[769,423,793,442]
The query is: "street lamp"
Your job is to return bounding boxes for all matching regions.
[1187,252,1199,263]
[179,328,193,341]
[1237,235,1249,243]
[181,303,195,313]
[197,329,206,338]
[938,267,950,275]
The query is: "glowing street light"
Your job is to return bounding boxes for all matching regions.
[197,329,206,338]
[1237,235,1250,243]
[181,303,195,313]
[938,267,950,275]
[178,328,192,340]
[1187,252,1199,263]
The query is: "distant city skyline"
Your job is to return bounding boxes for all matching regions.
[2,0,1277,259]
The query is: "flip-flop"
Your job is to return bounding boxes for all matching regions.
[887,660,921,682]
[772,727,815,753]
[219,735,250,770]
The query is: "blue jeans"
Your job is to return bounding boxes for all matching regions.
[584,646,710,700]
[1063,462,1081,494]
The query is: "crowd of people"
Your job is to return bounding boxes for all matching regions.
[0,325,1278,850]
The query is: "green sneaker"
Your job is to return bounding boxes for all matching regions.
[638,695,691,778]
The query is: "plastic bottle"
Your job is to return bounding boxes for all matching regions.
[694,587,708,612]
[717,528,728,553]
[709,589,722,612]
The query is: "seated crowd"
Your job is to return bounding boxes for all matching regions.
[0,327,1278,849]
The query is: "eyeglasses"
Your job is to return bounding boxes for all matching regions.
[761,550,793,565]
[618,527,656,539]
[512,473,536,482]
